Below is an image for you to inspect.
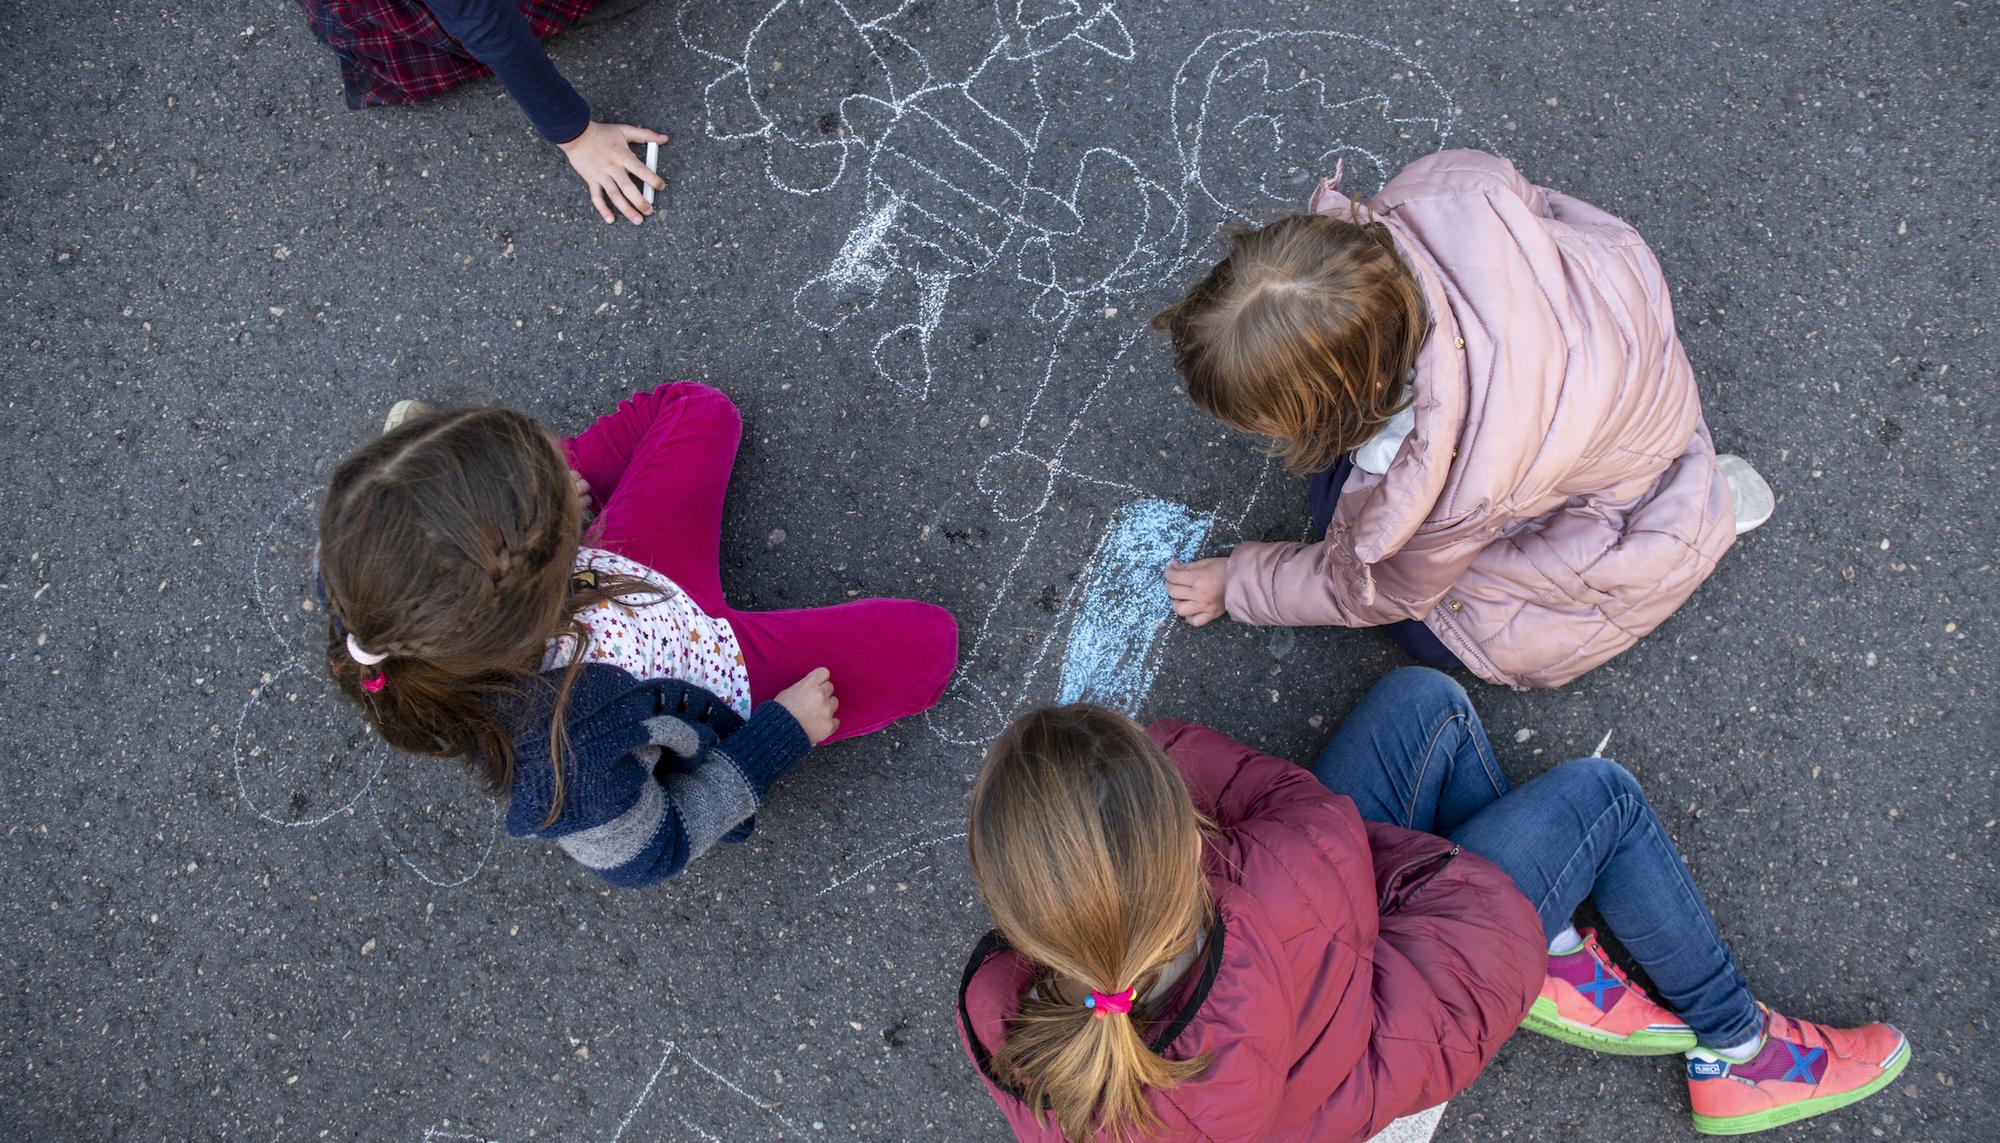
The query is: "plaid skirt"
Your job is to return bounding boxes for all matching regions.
[296,0,597,109]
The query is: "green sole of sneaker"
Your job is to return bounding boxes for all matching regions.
[1691,1033,1912,1136]
[1519,996,1698,1056]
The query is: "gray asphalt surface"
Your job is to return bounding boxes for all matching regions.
[1,2,1993,1141]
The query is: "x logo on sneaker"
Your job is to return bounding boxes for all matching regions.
[1780,1040,1824,1084]
[1578,962,1624,1011]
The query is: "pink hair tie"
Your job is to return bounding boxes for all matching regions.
[362,672,387,694]
[1084,987,1136,1020]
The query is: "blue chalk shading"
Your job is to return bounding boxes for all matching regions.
[1058,499,1215,713]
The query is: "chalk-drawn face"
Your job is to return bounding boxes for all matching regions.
[1173,30,1462,221]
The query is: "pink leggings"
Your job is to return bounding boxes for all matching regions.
[563,383,959,742]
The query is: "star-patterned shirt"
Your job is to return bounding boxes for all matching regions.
[542,547,753,718]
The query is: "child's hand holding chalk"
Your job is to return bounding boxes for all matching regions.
[556,121,667,225]
[1164,556,1230,627]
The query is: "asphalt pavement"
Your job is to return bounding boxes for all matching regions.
[0,2,1992,1141]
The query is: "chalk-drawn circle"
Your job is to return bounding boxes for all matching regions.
[250,486,326,672]
[368,752,502,889]
[232,661,387,828]
[976,448,1061,523]
[737,0,889,193]
[232,660,502,886]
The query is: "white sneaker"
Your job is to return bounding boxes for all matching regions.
[1718,453,1774,535]
[382,399,431,434]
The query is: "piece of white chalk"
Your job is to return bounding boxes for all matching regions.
[1592,729,1614,758]
[644,141,659,205]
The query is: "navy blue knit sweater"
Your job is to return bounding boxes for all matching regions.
[502,663,813,887]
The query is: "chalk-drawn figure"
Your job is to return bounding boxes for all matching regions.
[235,488,500,888]
[684,0,1141,398]
[683,9,1473,745]
[1003,0,1133,61]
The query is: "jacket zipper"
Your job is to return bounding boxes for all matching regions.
[1378,844,1461,913]
[1427,605,1514,687]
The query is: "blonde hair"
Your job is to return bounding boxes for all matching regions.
[1152,211,1429,474]
[968,705,1213,1142]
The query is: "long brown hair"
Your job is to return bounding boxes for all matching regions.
[1152,211,1429,474]
[968,705,1214,1142]
[317,405,652,824]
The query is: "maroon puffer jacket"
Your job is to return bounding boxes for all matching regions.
[957,720,1545,1142]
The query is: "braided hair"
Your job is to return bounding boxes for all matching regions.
[317,406,654,823]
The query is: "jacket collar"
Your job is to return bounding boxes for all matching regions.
[1308,183,1470,565]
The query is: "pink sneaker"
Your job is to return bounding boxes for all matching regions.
[1519,928,1697,1055]
[1687,1008,1909,1135]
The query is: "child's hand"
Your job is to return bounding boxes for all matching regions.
[1165,557,1230,627]
[775,667,840,745]
[569,469,594,523]
[558,122,668,225]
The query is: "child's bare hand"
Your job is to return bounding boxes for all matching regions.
[1165,557,1230,627]
[775,667,840,744]
[569,469,594,523]
[558,121,667,224]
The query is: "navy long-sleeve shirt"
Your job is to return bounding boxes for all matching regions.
[422,0,591,144]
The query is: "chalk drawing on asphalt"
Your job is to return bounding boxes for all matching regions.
[817,818,970,897]
[674,12,1472,1140]
[236,486,500,888]
[425,1038,804,1143]
[1057,498,1215,709]
[680,8,1471,746]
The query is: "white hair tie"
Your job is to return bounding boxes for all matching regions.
[345,632,389,666]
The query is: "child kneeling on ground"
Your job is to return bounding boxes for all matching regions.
[316,383,958,886]
[1157,150,1774,688]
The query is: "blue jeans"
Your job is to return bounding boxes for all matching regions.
[1309,667,1762,1047]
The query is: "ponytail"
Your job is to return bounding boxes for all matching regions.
[995,977,1207,1141]
[969,705,1214,1141]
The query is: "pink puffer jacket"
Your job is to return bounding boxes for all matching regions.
[1223,150,1736,688]
[956,720,1545,1142]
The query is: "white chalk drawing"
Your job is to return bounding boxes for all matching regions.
[260,11,1475,1141]
[235,487,501,888]
[680,4,1471,745]
[673,10,1474,1139]
[816,819,969,896]
[425,1038,802,1143]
